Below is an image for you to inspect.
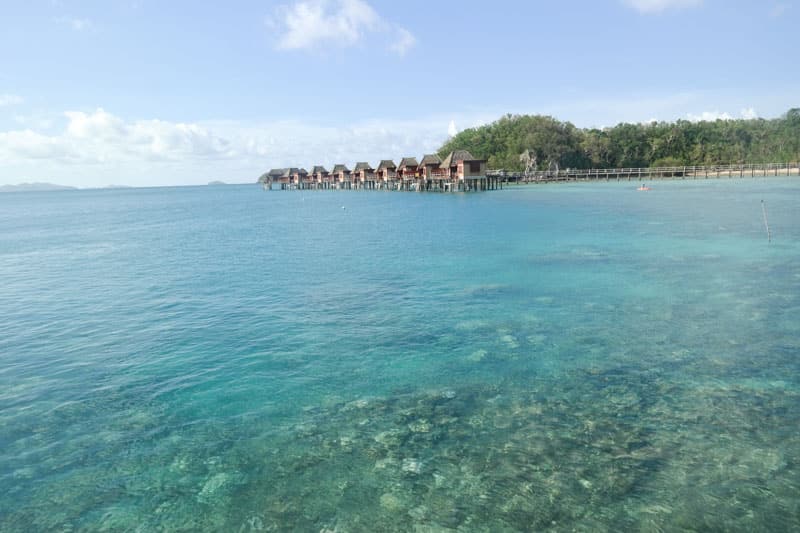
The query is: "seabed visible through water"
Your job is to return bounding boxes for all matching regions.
[1,178,799,531]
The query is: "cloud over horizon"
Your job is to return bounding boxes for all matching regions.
[270,0,416,56]
[0,108,236,170]
[0,107,478,187]
[685,108,759,122]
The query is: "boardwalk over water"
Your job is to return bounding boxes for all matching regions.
[489,162,800,184]
[265,174,501,192]
[263,162,799,192]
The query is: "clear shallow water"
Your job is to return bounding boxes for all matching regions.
[1,178,799,531]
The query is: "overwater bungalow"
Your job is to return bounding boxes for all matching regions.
[375,160,397,189]
[292,168,313,189]
[331,164,352,189]
[433,150,489,191]
[264,168,298,189]
[417,154,442,179]
[438,150,487,180]
[396,157,419,190]
[259,168,285,189]
[266,168,285,180]
[353,162,376,189]
[310,166,330,189]
[259,151,498,192]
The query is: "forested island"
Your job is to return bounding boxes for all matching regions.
[438,108,800,171]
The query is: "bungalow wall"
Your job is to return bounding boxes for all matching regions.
[420,164,440,179]
[399,167,418,179]
[457,160,487,179]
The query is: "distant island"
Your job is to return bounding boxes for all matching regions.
[0,182,77,193]
[207,181,227,186]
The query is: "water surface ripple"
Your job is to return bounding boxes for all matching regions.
[1,179,799,531]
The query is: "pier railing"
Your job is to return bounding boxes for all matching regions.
[263,162,797,191]
[487,162,800,182]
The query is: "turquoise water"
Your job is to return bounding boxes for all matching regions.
[1,179,799,531]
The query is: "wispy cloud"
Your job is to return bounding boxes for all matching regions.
[14,113,54,130]
[622,0,703,14]
[55,16,93,31]
[390,27,416,57]
[769,3,789,17]
[270,0,416,56]
[0,94,24,106]
[200,112,495,169]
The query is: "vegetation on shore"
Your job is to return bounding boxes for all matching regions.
[438,108,800,171]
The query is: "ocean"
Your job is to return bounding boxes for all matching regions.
[1,178,799,531]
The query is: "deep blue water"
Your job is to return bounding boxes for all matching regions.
[1,179,799,531]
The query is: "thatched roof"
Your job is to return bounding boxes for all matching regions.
[353,162,373,171]
[376,159,396,170]
[419,154,442,166]
[311,165,328,174]
[332,164,350,173]
[440,150,480,168]
[294,168,308,175]
[397,157,419,170]
[271,168,298,178]
[258,168,289,182]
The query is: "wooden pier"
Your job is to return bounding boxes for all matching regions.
[488,162,800,183]
[261,162,798,192]
[264,174,502,192]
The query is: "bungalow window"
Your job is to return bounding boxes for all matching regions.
[469,161,481,173]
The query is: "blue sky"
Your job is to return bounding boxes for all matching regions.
[1,0,797,187]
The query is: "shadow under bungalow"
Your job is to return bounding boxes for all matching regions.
[258,150,500,192]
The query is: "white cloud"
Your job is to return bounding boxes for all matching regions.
[65,108,127,140]
[56,16,93,31]
[0,94,24,106]
[741,107,758,119]
[686,110,733,122]
[0,129,70,160]
[1,107,498,187]
[273,0,379,49]
[390,27,416,57]
[14,114,54,130]
[0,108,236,168]
[271,0,415,56]
[684,108,759,122]
[209,114,475,169]
[623,0,702,14]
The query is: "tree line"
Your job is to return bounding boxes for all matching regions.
[438,108,800,171]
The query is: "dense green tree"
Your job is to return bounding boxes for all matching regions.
[438,109,800,170]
